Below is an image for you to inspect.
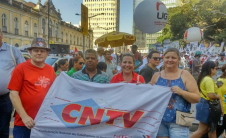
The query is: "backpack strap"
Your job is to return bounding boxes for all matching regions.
[137,75,140,83]
[10,45,17,67]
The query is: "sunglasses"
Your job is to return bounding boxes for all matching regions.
[79,62,84,65]
[152,57,162,61]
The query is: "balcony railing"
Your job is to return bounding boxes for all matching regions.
[2,26,7,33]
[15,28,19,35]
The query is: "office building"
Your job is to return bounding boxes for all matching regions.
[83,0,120,50]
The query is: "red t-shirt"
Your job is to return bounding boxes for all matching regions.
[8,61,55,126]
[110,72,145,83]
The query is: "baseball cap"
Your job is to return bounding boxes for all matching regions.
[27,37,51,51]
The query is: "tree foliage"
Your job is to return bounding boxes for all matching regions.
[157,0,226,44]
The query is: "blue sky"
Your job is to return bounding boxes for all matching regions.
[25,0,133,34]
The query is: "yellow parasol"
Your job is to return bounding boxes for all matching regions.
[95,31,136,47]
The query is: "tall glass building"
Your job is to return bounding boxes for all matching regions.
[83,0,120,50]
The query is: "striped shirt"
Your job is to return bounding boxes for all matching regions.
[71,68,110,84]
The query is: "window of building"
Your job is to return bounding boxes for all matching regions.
[34,23,37,37]
[70,34,72,44]
[42,19,45,35]
[74,35,75,45]
[61,32,64,42]
[2,13,7,32]
[66,33,68,43]
[14,17,19,35]
[55,23,58,38]
[77,37,79,45]
[25,21,29,36]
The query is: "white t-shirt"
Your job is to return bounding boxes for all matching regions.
[111,53,117,64]
[98,55,105,62]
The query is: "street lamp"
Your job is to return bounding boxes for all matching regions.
[75,13,104,49]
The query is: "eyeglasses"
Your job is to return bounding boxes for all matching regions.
[79,62,84,65]
[152,57,162,61]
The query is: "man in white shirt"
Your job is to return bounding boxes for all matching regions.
[97,47,105,62]
[110,48,117,64]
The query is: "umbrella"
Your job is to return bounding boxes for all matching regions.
[95,31,136,47]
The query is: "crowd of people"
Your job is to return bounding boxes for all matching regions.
[1,26,226,138]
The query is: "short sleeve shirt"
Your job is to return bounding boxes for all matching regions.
[67,68,77,77]
[71,68,110,84]
[216,78,226,114]
[0,43,25,95]
[192,58,200,75]
[106,61,117,79]
[200,76,217,100]
[110,72,145,84]
[8,61,55,126]
[139,65,158,84]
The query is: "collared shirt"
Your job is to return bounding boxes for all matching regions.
[0,43,25,95]
[105,60,117,80]
[71,68,110,83]
[110,72,145,83]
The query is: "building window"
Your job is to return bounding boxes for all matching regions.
[25,21,29,36]
[70,35,72,44]
[49,20,52,37]
[77,37,79,45]
[74,35,75,45]
[14,17,19,35]
[61,32,64,42]
[42,19,45,35]
[34,23,37,37]
[66,33,68,43]
[15,43,19,47]
[55,23,58,38]
[2,14,7,32]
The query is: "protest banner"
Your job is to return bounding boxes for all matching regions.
[31,73,172,138]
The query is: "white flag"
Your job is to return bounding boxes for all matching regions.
[31,73,172,138]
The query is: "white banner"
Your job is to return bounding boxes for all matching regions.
[31,73,172,138]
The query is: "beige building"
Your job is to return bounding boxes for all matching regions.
[83,0,120,50]
[0,0,93,51]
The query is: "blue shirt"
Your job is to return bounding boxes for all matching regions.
[71,68,110,84]
[156,75,190,123]
[0,43,25,95]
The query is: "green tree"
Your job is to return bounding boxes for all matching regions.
[157,0,226,45]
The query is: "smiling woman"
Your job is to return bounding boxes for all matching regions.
[150,48,200,138]
[110,53,145,84]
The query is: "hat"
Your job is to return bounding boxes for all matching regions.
[195,51,201,57]
[27,37,51,51]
